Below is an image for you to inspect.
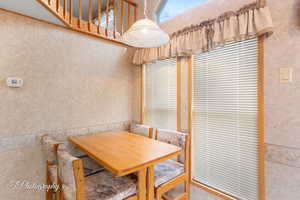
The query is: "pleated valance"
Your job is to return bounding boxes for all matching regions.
[133,2,273,65]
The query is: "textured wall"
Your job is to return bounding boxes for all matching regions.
[137,0,300,199]
[263,0,300,198]
[0,9,135,200]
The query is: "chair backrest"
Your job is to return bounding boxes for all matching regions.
[63,141,104,176]
[81,156,104,176]
[57,144,86,200]
[155,129,189,165]
[130,123,154,138]
[65,142,86,157]
[41,135,60,165]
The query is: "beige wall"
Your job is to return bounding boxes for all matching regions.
[0,10,135,199]
[138,0,300,199]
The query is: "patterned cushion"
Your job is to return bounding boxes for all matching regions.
[65,142,86,157]
[57,144,78,200]
[62,184,76,200]
[41,135,60,164]
[48,165,58,184]
[85,170,137,200]
[130,123,152,138]
[154,160,184,187]
[156,129,187,163]
[156,129,186,148]
[64,142,104,176]
[49,156,103,186]
[82,156,105,176]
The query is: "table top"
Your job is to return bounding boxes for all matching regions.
[69,131,182,176]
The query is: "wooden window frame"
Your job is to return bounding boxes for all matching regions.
[141,58,181,132]
[188,36,265,200]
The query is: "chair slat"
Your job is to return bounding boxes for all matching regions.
[73,159,86,200]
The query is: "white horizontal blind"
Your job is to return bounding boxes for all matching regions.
[192,37,259,200]
[144,58,177,129]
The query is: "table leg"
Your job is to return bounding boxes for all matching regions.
[147,166,155,200]
[138,168,147,200]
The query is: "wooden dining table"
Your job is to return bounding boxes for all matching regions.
[69,131,182,200]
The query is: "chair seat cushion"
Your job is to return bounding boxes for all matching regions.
[154,159,184,187]
[48,165,58,184]
[85,170,137,200]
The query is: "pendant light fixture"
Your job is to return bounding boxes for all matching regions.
[121,0,170,48]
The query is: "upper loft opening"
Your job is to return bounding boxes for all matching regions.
[156,0,208,23]
[35,0,138,44]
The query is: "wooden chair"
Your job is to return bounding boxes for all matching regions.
[154,129,190,200]
[130,123,154,138]
[56,144,138,200]
[41,135,105,200]
[41,135,61,200]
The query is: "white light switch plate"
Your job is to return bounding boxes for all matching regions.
[280,67,293,83]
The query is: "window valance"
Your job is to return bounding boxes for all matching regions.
[133,2,273,65]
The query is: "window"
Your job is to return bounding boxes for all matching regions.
[156,0,207,23]
[143,58,177,129]
[192,37,260,200]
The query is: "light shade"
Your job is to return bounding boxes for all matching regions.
[121,19,170,48]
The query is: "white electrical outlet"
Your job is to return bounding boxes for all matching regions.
[6,77,23,88]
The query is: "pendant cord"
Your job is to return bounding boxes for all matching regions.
[144,0,147,18]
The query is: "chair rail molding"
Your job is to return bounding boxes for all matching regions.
[0,121,131,153]
[265,143,300,168]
